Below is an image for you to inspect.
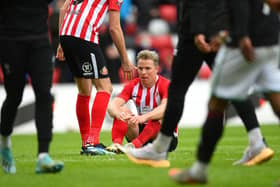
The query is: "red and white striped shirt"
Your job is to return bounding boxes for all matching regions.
[118,75,169,115]
[60,0,121,44]
[119,75,178,136]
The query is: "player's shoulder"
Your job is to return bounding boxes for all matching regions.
[158,75,170,84]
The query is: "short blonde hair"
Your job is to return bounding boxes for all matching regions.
[136,50,159,66]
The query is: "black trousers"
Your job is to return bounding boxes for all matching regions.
[160,37,259,137]
[0,37,53,153]
[160,38,216,136]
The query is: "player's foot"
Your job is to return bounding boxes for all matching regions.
[126,143,170,168]
[94,143,106,149]
[245,147,274,166]
[116,143,135,154]
[168,168,207,184]
[93,143,115,155]
[35,154,64,174]
[80,144,97,155]
[106,143,123,154]
[233,145,274,166]
[1,147,16,174]
[81,143,115,156]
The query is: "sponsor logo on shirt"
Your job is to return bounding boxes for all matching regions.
[69,9,82,15]
[141,106,151,114]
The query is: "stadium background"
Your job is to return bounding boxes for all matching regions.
[0,0,278,134]
[0,80,277,135]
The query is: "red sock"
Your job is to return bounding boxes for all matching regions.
[132,121,161,148]
[112,118,127,144]
[76,94,90,146]
[88,91,110,145]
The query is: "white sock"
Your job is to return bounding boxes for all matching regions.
[189,161,208,178]
[153,133,172,153]
[248,128,264,148]
[1,135,12,148]
[38,152,49,160]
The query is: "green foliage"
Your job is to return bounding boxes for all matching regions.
[0,125,279,187]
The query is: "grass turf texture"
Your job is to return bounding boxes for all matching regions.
[0,125,279,187]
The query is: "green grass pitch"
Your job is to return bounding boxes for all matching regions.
[0,125,279,187]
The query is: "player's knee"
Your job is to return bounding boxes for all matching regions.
[94,78,113,94]
[6,94,23,108]
[208,96,228,112]
[168,83,188,102]
[35,90,52,103]
[168,89,186,104]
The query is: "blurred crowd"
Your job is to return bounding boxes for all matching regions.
[0,0,211,85]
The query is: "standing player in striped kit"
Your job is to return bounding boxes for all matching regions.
[56,0,136,155]
[106,50,178,157]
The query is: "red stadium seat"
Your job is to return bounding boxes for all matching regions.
[159,4,177,24]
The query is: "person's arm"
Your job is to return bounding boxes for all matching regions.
[142,98,167,121]
[210,30,229,52]
[189,0,207,37]
[56,0,71,61]
[108,97,133,121]
[229,0,250,44]
[128,98,167,125]
[108,10,136,80]
[188,0,211,53]
[194,34,211,53]
[58,0,71,34]
[265,0,280,12]
[227,0,254,62]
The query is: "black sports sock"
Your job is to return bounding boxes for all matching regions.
[197,111,224,163]
[38,140,50,154]
[231,100,260,132]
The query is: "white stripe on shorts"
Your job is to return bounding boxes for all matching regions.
[90,53,98,78]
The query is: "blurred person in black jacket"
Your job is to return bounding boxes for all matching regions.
[126,0,272,175]
[0,0,63,174]
[168,0,280,184]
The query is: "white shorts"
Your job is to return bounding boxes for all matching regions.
[211,45,280,100]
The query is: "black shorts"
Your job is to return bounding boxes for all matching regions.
[60,36,109,79]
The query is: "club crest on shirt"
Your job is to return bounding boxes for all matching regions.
[82,62,93,75]
[116,0,123,7]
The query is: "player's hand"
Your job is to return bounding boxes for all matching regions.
[210,30,228,52]
[239,36,255,62]
[117,111,134,122]
[194,34,211,53]
[127,119,138,128]
[128,115,147,125]
[56,44,65,61]
[121,59,136,81]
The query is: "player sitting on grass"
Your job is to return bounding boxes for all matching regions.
[106,50,178,154]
